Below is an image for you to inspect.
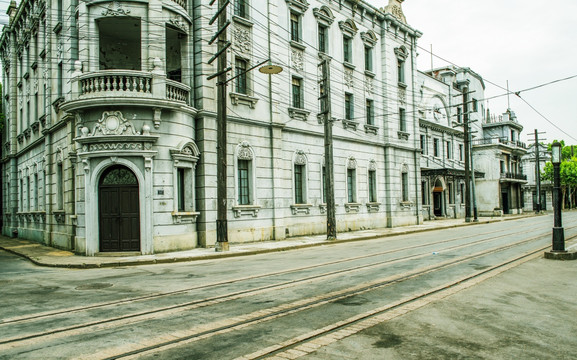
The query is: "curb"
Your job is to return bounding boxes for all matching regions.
[0,214,540,269]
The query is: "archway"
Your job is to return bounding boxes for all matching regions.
[433,178,444,217]
[98,165,140,252]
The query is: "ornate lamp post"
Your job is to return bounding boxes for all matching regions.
[551,141,565,252]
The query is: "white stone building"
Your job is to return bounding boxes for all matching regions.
[0,0,530,256]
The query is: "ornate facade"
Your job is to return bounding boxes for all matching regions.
[0,0,526,256]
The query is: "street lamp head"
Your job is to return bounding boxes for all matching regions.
[259,64,283,74]
[552,141,562,164]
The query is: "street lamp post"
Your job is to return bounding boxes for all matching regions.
[551,141,565,252]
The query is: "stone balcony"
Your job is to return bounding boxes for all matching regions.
[61,63,193,114]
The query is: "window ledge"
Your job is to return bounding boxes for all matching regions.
[319,203,338,214]
[53,210,66,224]
[345,203,361,213]
[399,201,414,209]
[31,121,40,134]
[343,119,358,131]
[232,15,253,27]
[39,49,46,59]
[233,205,261,218]
[367,202,381,212]
[290,40,306,51]
[172,211,200,224]
[398,81,407,88]
[288,107,310,121]
[291,204,312,215]
[364,70,376,78]
[230,92,258,109]
[364,124,378,135]
[397,131,410,140]
[23,72,30,80]
[31,61,38,70]
[343,61,355,70]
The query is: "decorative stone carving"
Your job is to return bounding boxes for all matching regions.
[294,150,307,165]
[398,86,406,105]
[291,49,304,72]
[168,17,188,34]
[347,156,357,169]
[238,141,254,160]
[368,159,377,171]
[91,111,139,136]
[88,143,143,152]
[101,1,131,16]
[365,76,374,95]
[344,69,354,88]
[232,27,251,54]
[384,0,407,24]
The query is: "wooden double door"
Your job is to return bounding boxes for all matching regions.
[98,166,141,252]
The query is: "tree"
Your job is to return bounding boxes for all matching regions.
[542,141,577,209]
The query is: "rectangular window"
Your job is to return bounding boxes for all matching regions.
[459,144,464,161]
[368,170,377,203]
[234,0,248,19]
[57,163,63,210]
[446,141,452,159]
[177,168,185,211]
[398,59,405,83]
[27,177,31,211]
[235,58,248,94]
[57,62,63,98]
[34,173,38,210]
[366,99,374,125]
[420,135,426,153]
[322,166,326,204]
[421,181,428,205]
[319,82,327,114]
[345,93,353,120]
[294,164,305,204]
[399,108,406,132]
[347,168,356,203]
[460,183,465,204]
[290,13,300,42]
[500,160,505,174]
[448,183,454,204]
[472,98,478,112]
[343,36,352,63]
[401,173,409,202]
[457,107,462,123]
[364,46,372,72]
[318,25,327,53]
[238,159,250,205]
[433,138,440,157]
[292,77,302,109]
[57,0,63,23]
[176,167,194,212]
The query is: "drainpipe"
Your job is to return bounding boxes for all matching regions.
[267,0,277,240]
[411,36,420,224]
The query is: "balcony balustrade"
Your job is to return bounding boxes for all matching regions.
[500,172,528,181]
[65,68,191,112]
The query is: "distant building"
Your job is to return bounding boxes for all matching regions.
[522,143,552,212]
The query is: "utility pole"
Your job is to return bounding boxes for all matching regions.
[208,0,232,251]
[528,129,546,214]
[319,57,336,240]
[462,83,472,222]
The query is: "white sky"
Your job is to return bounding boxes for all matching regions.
[1,1,575,144]
[368,0,577,145]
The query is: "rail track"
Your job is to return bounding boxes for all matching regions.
[0,217,574,359]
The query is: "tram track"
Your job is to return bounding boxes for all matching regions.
[1,222,571,359]
[0,218,552,328]
[0,221,561,349]
[98,228,575,360]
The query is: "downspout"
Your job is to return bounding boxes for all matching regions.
[267,0,277,239]
[411,35,420,224]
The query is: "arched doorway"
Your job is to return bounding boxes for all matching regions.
[98,165,140,252]
[433,179,444,217]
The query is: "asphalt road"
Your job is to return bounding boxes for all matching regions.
[1,213,576,359]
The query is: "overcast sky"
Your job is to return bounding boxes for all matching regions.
[1,1,575,144]
[369,0,577,145]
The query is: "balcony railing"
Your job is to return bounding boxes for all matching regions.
[500,172,527,181]
[80,71,152,95]
[472,137,527,149]
[70,69,191,107]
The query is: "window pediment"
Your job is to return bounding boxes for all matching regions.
[313,6,334,26]
[395,46,409,61]
[361,30,377,47]
[339,19,358,37]
[286,0,309,14]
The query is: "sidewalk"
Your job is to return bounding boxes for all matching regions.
[0,214,539,269]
